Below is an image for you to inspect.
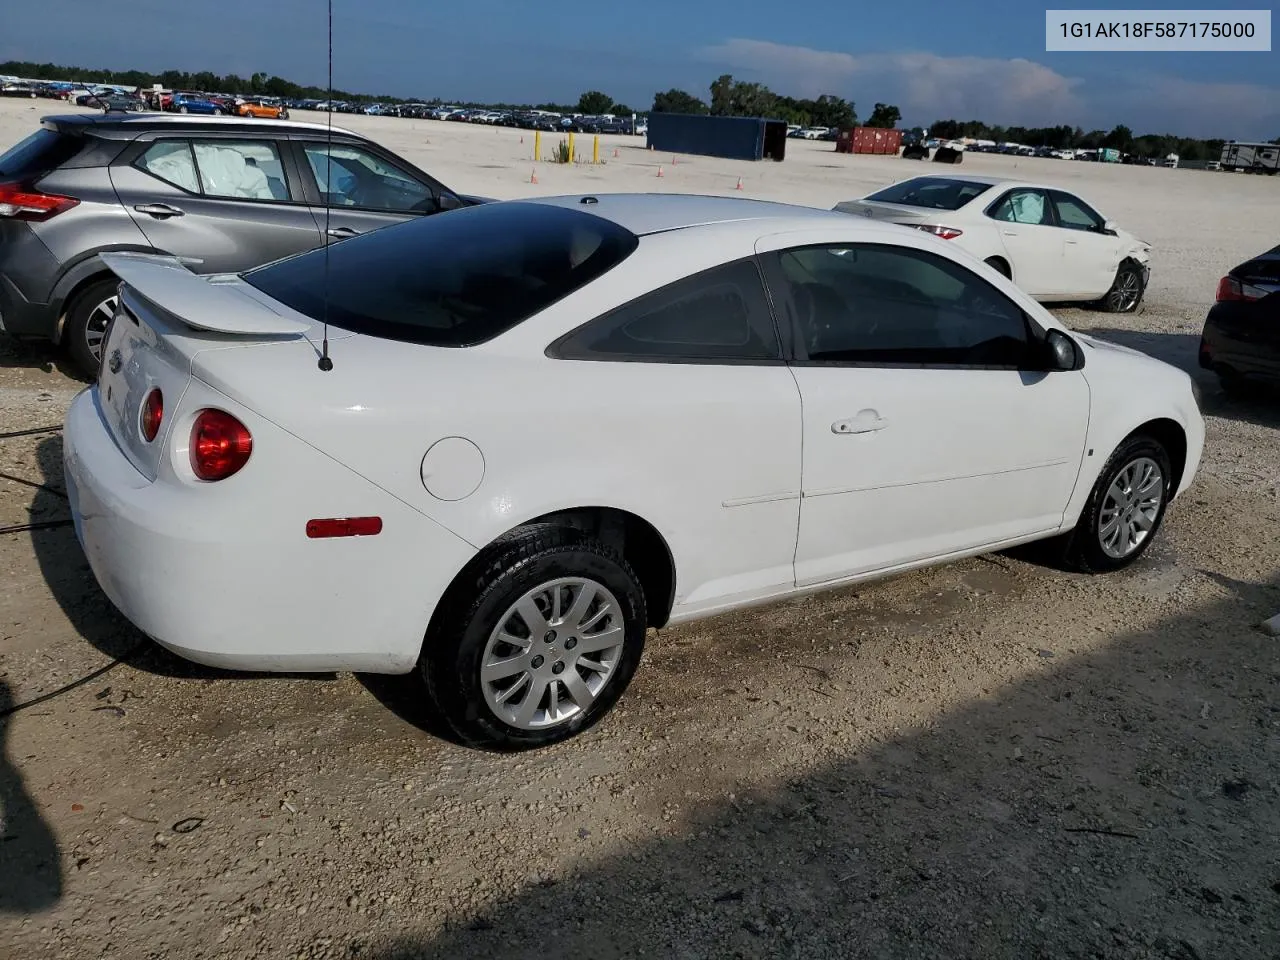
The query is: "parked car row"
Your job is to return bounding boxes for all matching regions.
[294,100,648,135]
[1,105,1261,752]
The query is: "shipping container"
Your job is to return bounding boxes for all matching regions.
[646,113,788,161]
[835,126,904,155]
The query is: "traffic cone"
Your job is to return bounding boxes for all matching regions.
[520,136,524,144]
[613,148,619,158]
[657,165,664,178]
[735,176,743,190]
[530,168,538,184]
[672,155,678,165]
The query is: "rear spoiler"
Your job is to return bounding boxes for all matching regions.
[99,252,311,336]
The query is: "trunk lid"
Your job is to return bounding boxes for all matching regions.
[831,199,937,226]
[94,254,319,481]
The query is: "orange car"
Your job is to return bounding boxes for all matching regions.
[236,99,289,119]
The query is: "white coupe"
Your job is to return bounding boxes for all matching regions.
[63,193,1203,750]
[834,174,1152,312]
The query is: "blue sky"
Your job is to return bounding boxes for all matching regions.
[5,0,1277,138]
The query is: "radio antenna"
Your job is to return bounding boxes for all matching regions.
[318,0,335,371]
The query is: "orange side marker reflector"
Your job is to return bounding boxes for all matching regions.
[306,517,383,538]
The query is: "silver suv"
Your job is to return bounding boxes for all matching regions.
[0,112,485,376]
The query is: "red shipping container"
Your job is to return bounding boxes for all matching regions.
[836,126,904,155]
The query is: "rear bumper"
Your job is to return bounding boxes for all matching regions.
[63,385,477,674]
[1199,302,1280,381]
[0,222,61,338]
[0,273,56,338]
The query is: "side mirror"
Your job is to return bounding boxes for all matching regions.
[1043,328,1080,371]
[438,192,463,211]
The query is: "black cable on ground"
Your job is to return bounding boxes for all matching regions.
[0,641,148,719]
[0,518,74,536]
[0,470,68,500]
[0,425,63,440]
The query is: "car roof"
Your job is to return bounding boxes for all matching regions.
[523,193,850,236]
[40,112,359,139]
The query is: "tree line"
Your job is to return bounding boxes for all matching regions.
[651,75,899,130]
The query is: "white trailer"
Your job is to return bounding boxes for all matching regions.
[1220,141,1279,174]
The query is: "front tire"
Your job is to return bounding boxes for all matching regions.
[1099,262,1145,313]
[1061,433,1173,573]
[421,526,647,751]
[63,277,121,379]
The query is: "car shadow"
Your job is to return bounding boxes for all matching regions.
[0,680,63,915]
[358,568,1280,959]
[0,332,87,381]
[26,436,336,683]
[1081,328,1280,431]
[353,672,468,748]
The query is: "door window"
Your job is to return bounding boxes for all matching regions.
[136,140,200,192]
[551,258,781,362]
[987,188,1053,225]
[1048,190,1103,231]
[302,143,434,212]
[192,141,289,200]
[763,243,1032,367]
[135,139,290,201]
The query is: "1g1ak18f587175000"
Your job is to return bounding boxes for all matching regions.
[1059,20,1256,39]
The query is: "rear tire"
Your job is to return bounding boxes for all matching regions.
[63,277,121,380]
[420,526,647,751]
[1060,433,1173,573]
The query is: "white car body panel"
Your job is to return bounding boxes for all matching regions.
[64,195,1203,675]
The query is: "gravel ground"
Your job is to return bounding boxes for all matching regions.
[1,100,1279,960]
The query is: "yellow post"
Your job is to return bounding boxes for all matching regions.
[568,131,575,164]
[593,135,600,164]
[534,130,541,161]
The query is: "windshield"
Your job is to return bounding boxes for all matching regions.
[865,176,992,211]
[242,201,640,347]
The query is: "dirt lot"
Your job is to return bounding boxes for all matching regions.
[2,100,1279,960]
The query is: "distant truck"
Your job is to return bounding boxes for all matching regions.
[1220,141,1279,174]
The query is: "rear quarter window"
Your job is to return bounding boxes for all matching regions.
[0,128,86,180]
[242,201,640,346]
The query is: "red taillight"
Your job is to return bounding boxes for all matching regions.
[0,182,80,222]
[305,517,383,539]
[914,223,963,240]
[1215,276,1262,302]
[190,409,252,481]
[140,388,163,442]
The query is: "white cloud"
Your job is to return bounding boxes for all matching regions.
[696,38,1280,138]
[698,39,1085,126]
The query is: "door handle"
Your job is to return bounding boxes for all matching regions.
[326,226,360,238]
[134,203,184,218]
[832,412,889,435]
[1065,238,1079,244]
[1001,229,1018,236]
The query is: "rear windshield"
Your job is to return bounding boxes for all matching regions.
[242,201,640,346]
[866,177,991,211]
[0,128,84,180]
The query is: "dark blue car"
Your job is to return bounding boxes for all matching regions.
[171,95,225,115]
